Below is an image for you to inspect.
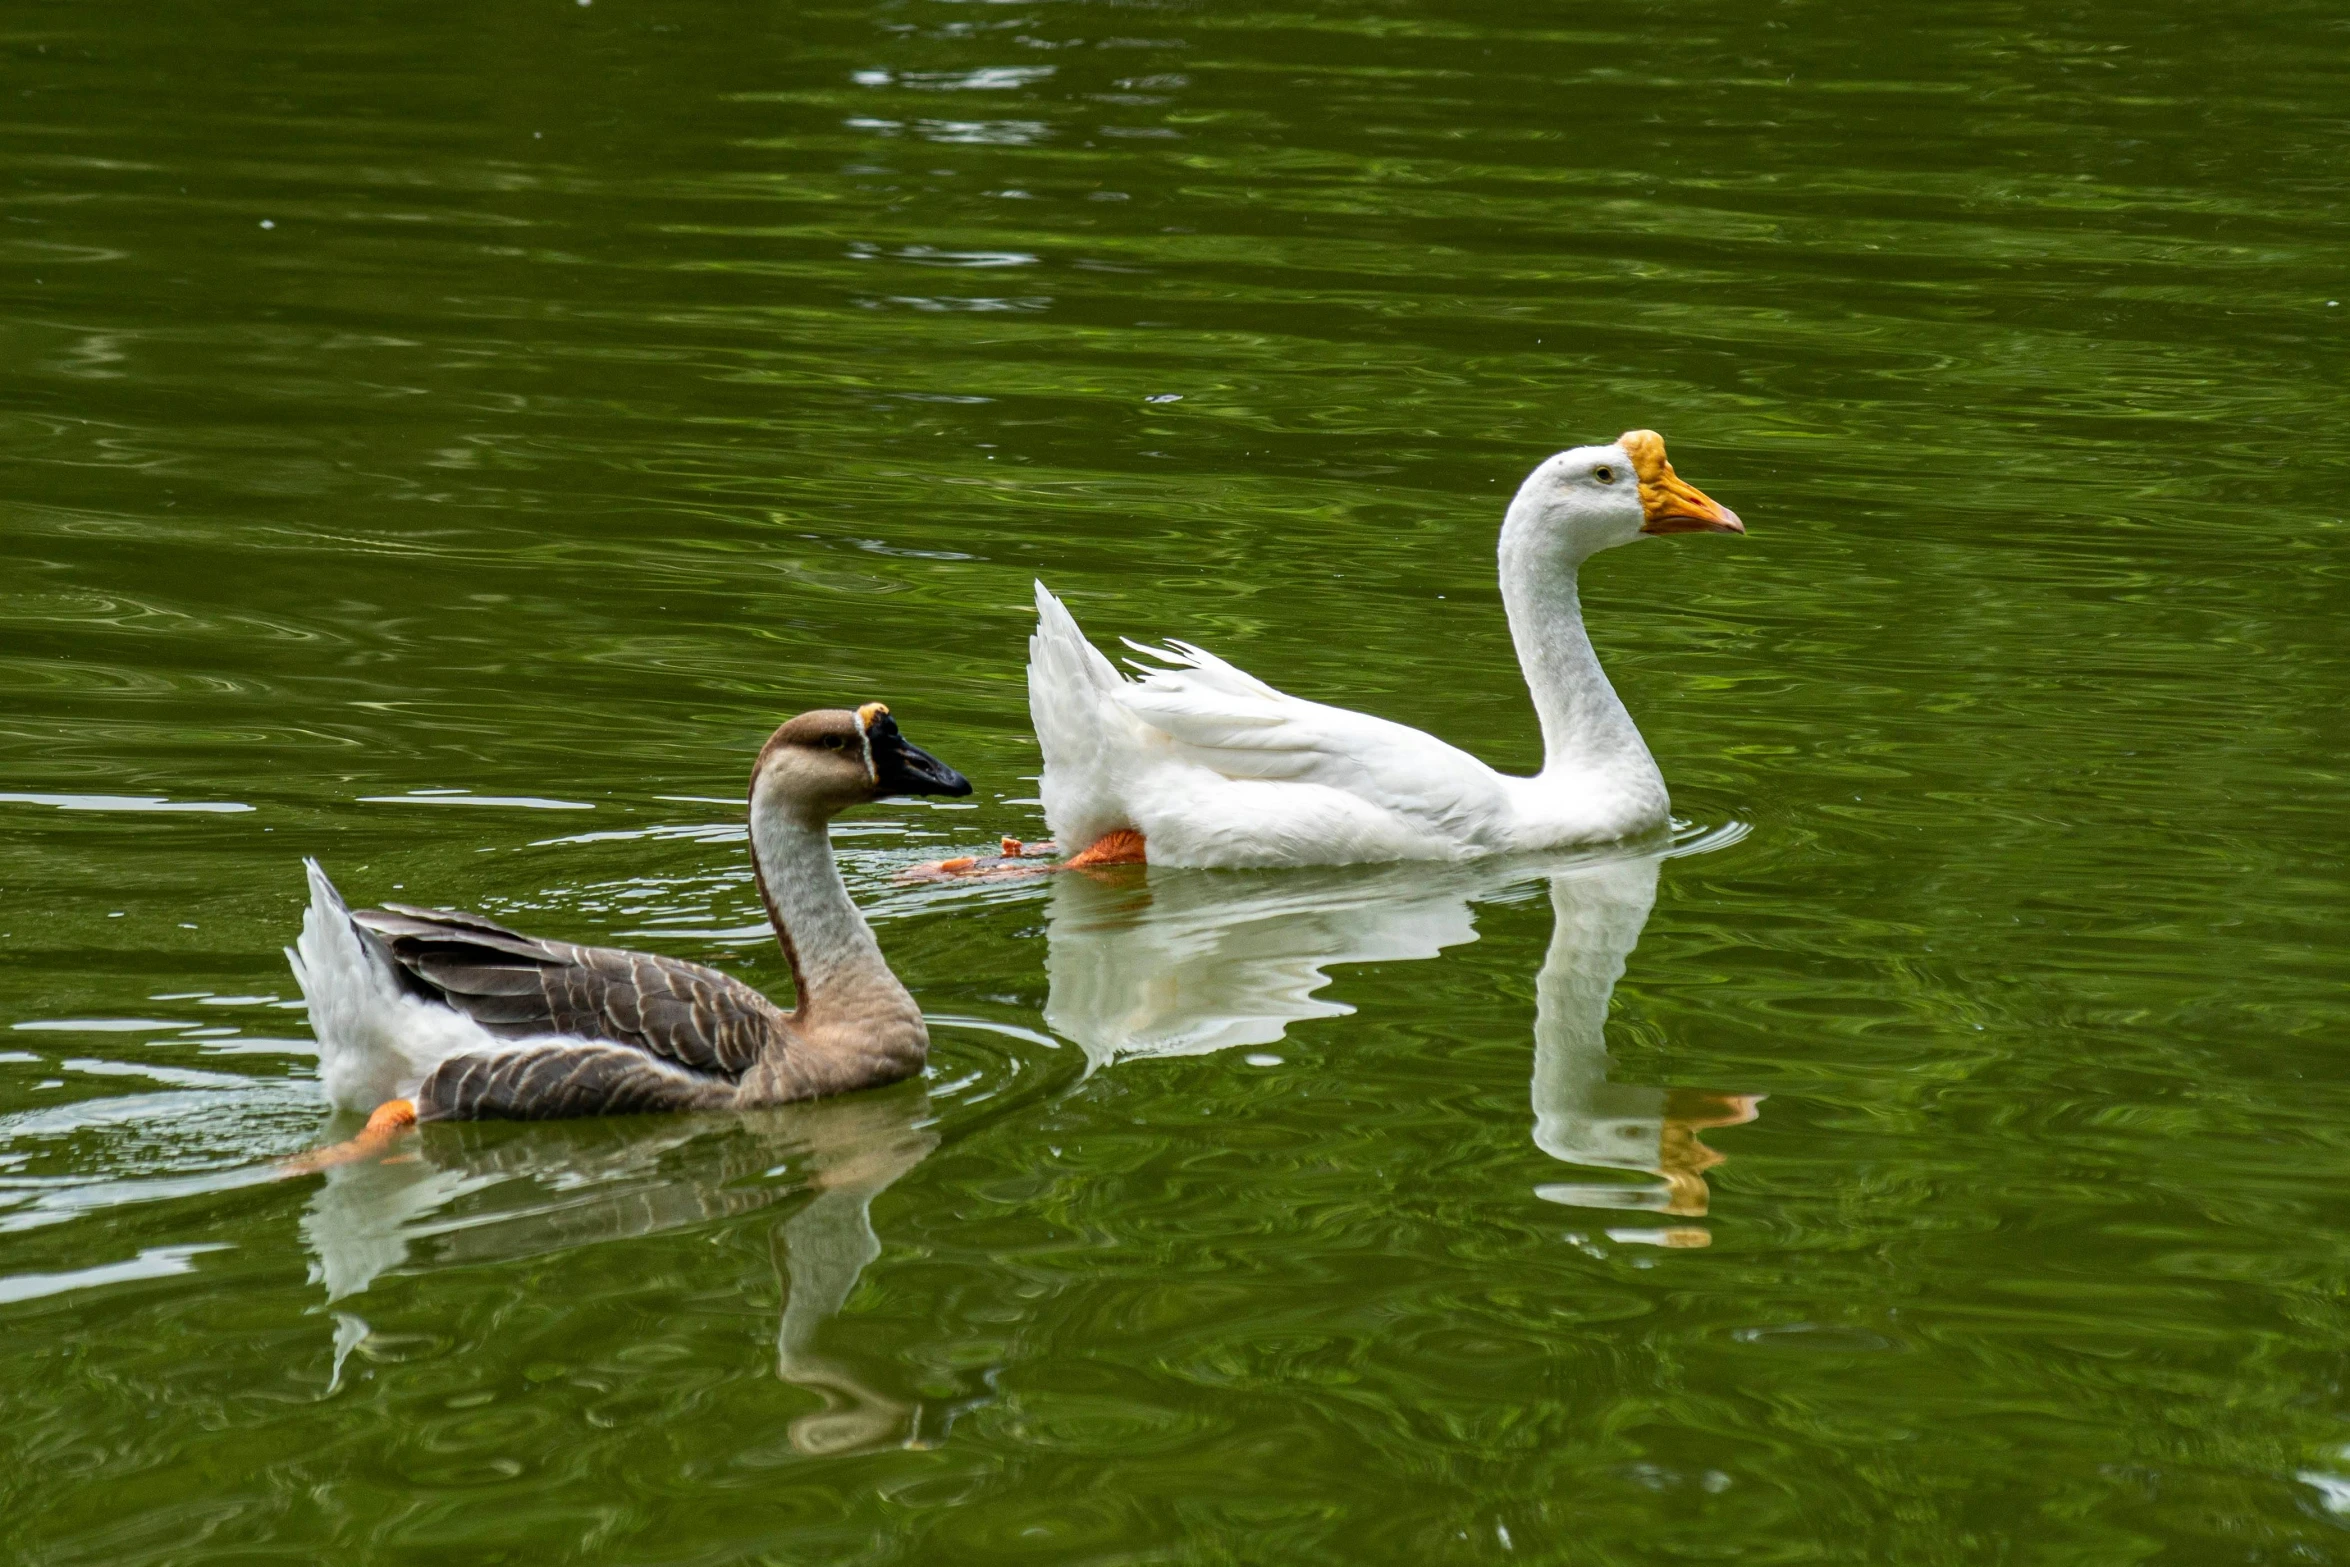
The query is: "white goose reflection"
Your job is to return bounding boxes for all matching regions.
[300,1090,941,1452]
[1041,833,1756,1241]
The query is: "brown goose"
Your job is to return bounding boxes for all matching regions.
[285,704,971,1166]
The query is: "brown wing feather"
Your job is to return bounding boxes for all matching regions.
[417,1043,737,1121]
[379,902,532,940]
[350,907,786,1079]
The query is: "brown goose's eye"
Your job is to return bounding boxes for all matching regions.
[822,735,846,751]
[1593,465,1616,484]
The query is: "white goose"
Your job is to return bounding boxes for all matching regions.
[1027,430,1744,869]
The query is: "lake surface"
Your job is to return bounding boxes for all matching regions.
[4,0,2348,1559]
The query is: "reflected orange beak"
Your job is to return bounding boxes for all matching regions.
[1621,429,1745,535]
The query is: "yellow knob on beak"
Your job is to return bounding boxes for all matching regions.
[1621,430,1745,535]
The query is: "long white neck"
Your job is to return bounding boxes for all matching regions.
[1498,523,1666,833]
[748,801,912,1020]
[1529,858,1662,1166]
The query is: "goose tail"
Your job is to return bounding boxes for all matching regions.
[1028,581,1146,848]
[288,859,430,1112]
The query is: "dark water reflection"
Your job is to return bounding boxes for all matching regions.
[5,0,2350,1558]
[306,1091,952,1457]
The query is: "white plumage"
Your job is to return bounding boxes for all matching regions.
[286,858,508,1113]
[1029,586,1490,865]
[1026,431,1744,869]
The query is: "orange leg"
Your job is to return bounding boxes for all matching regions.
[902,829,1144,880]
[905,837,1049,878]
[280,1097,419,1176]
[1063,829,1146,868]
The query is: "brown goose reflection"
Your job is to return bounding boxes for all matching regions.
[758,1095,936,1454]
[1040,841,1756,1239]
[298,1086,940,1451]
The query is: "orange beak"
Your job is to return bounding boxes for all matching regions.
[1620,429,1744,535]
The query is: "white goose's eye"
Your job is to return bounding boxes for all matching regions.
[1592,465,1617,484]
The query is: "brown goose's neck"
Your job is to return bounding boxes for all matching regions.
[747,798,927,1075]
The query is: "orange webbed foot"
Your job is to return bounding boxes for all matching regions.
[900,830,1143,881]
[1063,829,1146,868]
[280,1098,419,1176]
[902,837,1065,881]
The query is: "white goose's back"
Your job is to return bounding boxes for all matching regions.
[1028,582,1520,867]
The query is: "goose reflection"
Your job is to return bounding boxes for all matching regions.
[300,1087,942,1452]
[760,1095,938,1455]
[1520,859,1758,1245]
[1041,839,1755,1239]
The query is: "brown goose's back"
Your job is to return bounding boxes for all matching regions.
[353,902,793,1119]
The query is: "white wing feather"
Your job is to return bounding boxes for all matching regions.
[1027,585,1514,866]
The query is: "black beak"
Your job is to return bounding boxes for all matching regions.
[866,712,973,798]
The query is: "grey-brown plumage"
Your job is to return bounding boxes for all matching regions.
[419,1037,737,1121]
[359,903,784,1076]
[291,705,975,1129]
[353,903,780,1120]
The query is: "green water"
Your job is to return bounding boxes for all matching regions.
[5,0,2349,1558]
